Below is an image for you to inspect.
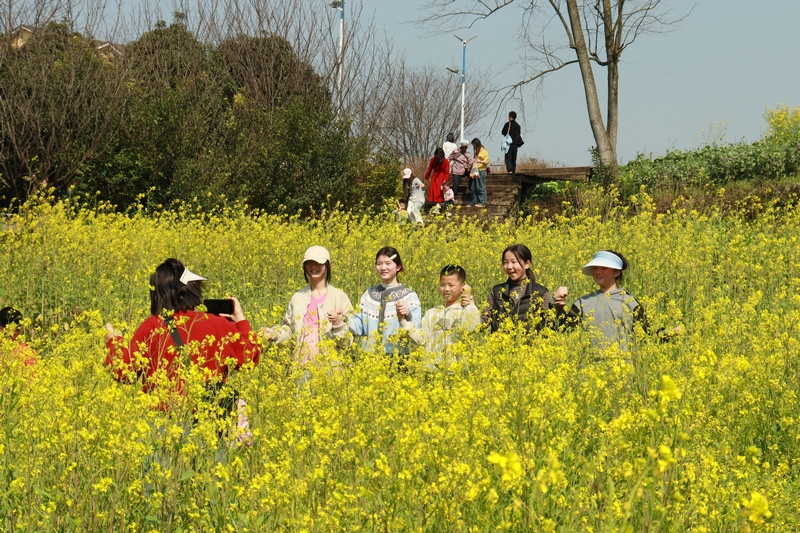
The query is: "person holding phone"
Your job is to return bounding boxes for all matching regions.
[261,246,353,362]
[104,258,260,405]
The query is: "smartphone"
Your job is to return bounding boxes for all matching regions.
[203,298,233,315]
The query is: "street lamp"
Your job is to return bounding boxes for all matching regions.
[330,0,344,115]
[453,34,476,143]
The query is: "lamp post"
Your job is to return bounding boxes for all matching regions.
[330,0,344,115]
[453,35,476,142]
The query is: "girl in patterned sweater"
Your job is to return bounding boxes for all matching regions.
[349,247,422,354]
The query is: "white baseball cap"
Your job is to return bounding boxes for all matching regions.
[303,246,330,264]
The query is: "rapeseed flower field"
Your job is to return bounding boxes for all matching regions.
[0,191,798,532]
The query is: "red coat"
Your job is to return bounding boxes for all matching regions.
[425,157,450,203]
[106,311,260,398]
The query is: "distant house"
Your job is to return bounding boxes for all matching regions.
[7,25,125,59]
[9,25,36,48]
[95,41,125,60]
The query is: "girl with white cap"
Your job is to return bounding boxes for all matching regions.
[262,246,353,362]
[553,250,646,348]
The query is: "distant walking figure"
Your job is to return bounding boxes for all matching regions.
[470,138,489,207]
[425,147,450,204]
[501,111,523,174]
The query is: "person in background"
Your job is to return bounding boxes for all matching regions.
[447,139,473,203]
[261,246,353,363]
[425,147,450,205]
[407,171,426,224]
[0,306,36,373]
[441,182,454,208]
[442,132,457,159]
[401,167,412,204]
[394,199,409,223]
[501,111,523,174]
[482,244,552,333]
[470,138,490,207]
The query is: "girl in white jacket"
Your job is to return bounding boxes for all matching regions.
[262,246,353,362]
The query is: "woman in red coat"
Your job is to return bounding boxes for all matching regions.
[425,147,450,204]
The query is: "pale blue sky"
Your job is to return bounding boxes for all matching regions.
[365,0,799,166]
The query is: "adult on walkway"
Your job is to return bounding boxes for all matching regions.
[425,147,450,204]
[447,140,473,202]
[501,111,523,174]
[442,133,457,159]
[470,138,489,207]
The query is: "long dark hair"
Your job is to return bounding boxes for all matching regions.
[471,138,483,151]
[503,244,534,282]
[149,258,204,316]
[603,249,629,283]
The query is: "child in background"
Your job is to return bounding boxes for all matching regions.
[349,247,422,356]
[441,181,455,207]
[394,199,409,224]
[401,167,412,204]
[405,265,480,368]
[407,171,425,224]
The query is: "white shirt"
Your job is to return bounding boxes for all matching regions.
[409,177,425,205]
[443,141,457,159]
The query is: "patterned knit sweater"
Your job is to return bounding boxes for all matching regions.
[349,283,422,353]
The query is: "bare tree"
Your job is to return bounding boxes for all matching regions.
[0,2,129,200]
[419,0,693,168]
[382,59,495,161]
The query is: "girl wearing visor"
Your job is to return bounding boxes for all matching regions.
[262,246,353,362]
[553,250,646,348]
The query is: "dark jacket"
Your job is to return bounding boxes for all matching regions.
[501,120,523,146]
[485,274,551,333]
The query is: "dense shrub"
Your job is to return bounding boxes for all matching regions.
[619,105,800,195]
[2,16,399,214]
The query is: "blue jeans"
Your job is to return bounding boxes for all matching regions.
[471,170,487,205]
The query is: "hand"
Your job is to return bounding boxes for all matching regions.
[260,327,275,340]
[395,301,408,321]
[104,322,121,342]
[553,286,569,306]
[220,296,246,323]
[460,284,474,307]
[327,309,344,327]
